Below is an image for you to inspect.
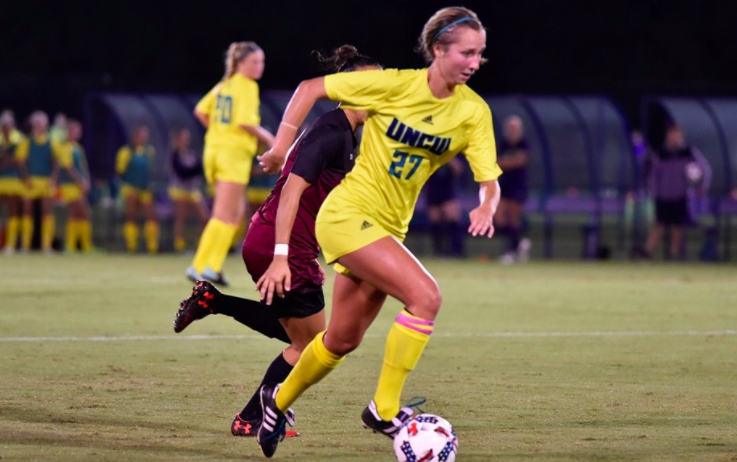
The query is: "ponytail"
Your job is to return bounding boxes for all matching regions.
[223,41,263,81]
[314,44,382,73]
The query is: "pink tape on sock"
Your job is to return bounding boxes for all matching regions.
[396,311,434,336]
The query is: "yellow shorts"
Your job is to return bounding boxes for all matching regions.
[0,178,24,196]
[247,187,271,205]
[24,177,53,200]
[315,201,395,268]
[203,145,254,185]
[121,184,153,204]
[169,187,203,203]
[60,184,84,203]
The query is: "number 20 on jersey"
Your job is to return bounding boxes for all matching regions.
[215,95,233,124]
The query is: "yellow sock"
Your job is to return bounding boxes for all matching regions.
[191,220,218,273]
[144,220,159,254]
[231,218,247,249]
[65,220,79,251]
[79,220,92,252]
[208,220,237,273]
[6,217,19,249]
[123,222,139,253]
[373,310,434,420]
[41,216,55,251]
[174,236,187,252]
[275,332,344,413]
[21,216,33,250]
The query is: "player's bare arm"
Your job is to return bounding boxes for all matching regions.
[256,173,311,305]
[468,179,499,238]
[258,77,327,173]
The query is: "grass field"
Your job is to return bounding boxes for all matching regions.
[1,254,736,461]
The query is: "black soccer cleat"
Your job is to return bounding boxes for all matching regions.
[231,414,259,437]
[257,383,296,458]
[232,413,299,438]
[361,400,414,438]
[173,280,220,333]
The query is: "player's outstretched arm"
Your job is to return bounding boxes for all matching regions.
[256,173,312,305]
[240,124,275,148]
[468,180,500,238]
[258,77,327,173]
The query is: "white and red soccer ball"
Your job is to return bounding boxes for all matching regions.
[393,414,458,462]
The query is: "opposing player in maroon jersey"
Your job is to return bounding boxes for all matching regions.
[174,45,381,437]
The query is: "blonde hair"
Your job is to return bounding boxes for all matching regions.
[416,6,486,64]
[0,110,14,127]
[223,41,263,81]
[30,110,49,127]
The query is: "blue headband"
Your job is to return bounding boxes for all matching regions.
[433,17,475,42]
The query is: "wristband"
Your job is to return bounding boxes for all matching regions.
[280,121,298,130]
[274,244,289,256]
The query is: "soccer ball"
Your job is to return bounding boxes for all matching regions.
[393,414,458,462]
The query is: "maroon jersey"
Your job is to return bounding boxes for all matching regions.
[244,109,357,259]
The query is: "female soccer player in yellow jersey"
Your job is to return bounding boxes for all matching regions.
[0,110,27,255]
[116,125,158,254]
[17,111,63,254]
[59,120,93,252]
[187,41,275,286]
[254,6,501,457]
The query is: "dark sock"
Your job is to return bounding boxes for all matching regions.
[449,220,465,257]
[429,221,444,255]
[508,226,521,252]
[240,353,294,420]
[217,294,291,344]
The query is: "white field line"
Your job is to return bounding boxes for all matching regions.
[0,330,735,343]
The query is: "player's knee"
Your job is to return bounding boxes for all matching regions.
[409,284,442,320]
[324,333,360,356]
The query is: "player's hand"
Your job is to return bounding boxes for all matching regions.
[258,148,286,174]
[256,255,291,305]
[468,205,495,238]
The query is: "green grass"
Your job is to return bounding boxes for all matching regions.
[1,254,736,461]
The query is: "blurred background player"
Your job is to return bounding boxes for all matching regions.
[50,113,69,144]
[254,7,501,457]
[174,45,380,439]
[168,127,208,253]
[495,115,530,264]
[17,111,62,253]
[187,41,275,285]
[0,110,27,255]
[58,120,93,253]
[227,160,278,257]
[425,158,465,257]
[643,124,711,259]
[116,124,158,254]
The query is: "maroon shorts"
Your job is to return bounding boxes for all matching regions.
[242,221,325,319]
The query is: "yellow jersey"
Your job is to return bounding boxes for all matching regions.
[15,134,63,177]
[116,144,156,190]
[196,73,261,155]
[0,129,24,150]
[323,68,502,238]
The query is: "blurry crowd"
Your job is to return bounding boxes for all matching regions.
[0,108,722,262]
